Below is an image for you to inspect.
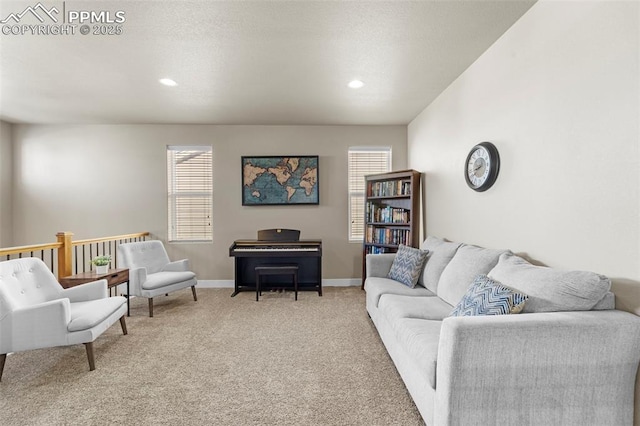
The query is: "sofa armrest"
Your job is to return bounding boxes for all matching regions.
[435,310,640,426]
[7,299,71,352]
[163,259,190,272]
[59,279,108,302]
[365,253,396,278]
[127,267,147,295]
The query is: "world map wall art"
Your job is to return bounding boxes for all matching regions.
[241,155,319,206]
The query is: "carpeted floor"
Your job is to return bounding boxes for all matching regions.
[0,287,424,425]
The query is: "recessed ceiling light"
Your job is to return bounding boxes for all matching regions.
[159,78,177,87]
[348,80,364,89]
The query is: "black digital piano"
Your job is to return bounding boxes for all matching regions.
[228,232,322,297]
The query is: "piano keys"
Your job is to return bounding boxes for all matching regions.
[232,246,319,252]
[228,239,322,297]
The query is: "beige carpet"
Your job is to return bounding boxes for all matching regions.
[0,287,424,425]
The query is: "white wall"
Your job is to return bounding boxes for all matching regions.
[0,120,12,247]
[408,2,640,421]
[11,124,407,281]
[409,0,639,305]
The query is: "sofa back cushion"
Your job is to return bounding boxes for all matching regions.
[418,236,461,293]
[437,244,509,306]
[118,240,170,274]
[0,257,61,310]
[488,253,612,313]
[593,291,615,310]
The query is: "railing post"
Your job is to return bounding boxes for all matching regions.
[56,232,73,278]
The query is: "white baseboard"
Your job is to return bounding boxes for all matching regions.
[196,280,234,288]
[196,278,360,288]
[323,278,361,287]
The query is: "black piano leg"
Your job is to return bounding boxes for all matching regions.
[231,291,239,297]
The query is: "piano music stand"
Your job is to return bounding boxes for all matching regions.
[257,228,300,242]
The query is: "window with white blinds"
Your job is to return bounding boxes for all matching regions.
[348,147,392,241]
[167,146,213,242]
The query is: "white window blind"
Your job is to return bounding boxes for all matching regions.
[348,147,392,241]
[167,146,213,242]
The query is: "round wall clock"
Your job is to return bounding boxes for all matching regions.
[464,141,500,192]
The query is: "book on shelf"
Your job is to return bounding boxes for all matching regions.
[366,226,410,246]
[364,246,394,254]
[368,180,412,197]
[365,203,409,224]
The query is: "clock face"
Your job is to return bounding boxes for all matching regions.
[465,142,500,192]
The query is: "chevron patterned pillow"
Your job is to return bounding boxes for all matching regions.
[449,275,528,317]
[388,244,429,288]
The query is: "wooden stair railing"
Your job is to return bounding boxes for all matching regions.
[0,231,150,279]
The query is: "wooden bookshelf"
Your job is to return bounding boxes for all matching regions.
[362,169,421,287]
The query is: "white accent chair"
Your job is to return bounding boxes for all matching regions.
[117,240,197,317]
[0,258,128,381]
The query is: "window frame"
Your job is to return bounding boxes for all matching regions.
[167,145,213,243]
[347,147,392,242]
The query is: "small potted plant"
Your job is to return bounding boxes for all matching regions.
[91,255,111,274]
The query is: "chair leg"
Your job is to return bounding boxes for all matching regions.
[191,285,198,302]
[0,353,6,382]
[148,298,154,317]
[84,342,95,371]
[119,316,128,335]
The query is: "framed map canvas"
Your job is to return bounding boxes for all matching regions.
[241,156,319,206]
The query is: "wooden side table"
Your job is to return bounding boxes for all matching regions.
[59,268,130,316]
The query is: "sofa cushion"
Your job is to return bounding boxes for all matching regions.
[449,275,528,317]
[418,236,462,293]
[593,291,615,310]
[365,277,436,308]
[488,253,611,313]
[437,244,510,306]
[142,271,196,290]
[394,318,441,389]
[68,297,126,332]
[388,245,429,288]
[379,294,454,324]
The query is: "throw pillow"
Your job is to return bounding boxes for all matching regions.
[449,274,528,317]
[388,244,429,288]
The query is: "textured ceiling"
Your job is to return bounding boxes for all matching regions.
[0,0,536,125]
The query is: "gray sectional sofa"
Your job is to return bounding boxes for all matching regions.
[364,236,640,426]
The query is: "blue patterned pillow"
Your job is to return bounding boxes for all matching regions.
[388,245,429,288]
[449,275,528,317]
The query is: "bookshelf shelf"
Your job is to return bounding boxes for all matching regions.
[366,195,411,200]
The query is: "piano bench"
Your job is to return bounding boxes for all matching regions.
[255,265,299,302]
